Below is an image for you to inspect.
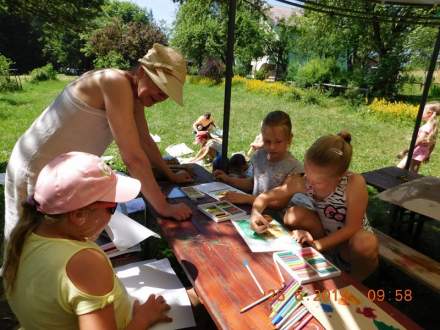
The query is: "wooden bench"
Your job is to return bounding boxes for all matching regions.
[374,228,440,293]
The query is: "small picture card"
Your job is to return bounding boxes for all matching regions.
[180,186,205,200]
[197,201,247,222]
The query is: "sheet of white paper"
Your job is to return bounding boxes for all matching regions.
[165,143,194,157]
[115,259,196,330]
[101,155,113,162]
[231,218,300,253]
[150,134,161,142]
[0,173,5,185]
[106,211,160,251]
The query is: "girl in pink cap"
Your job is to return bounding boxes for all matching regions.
[3,152,172,330]
[4,44,193,246]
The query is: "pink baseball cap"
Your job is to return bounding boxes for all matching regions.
[34,152,141,215]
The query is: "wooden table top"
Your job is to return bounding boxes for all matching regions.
[362,166,423,192]
[152,165,422,329]
[378,176,440,221]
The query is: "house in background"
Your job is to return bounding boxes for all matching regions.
[251,4,302,80]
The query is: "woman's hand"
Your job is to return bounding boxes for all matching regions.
[160,202,192,221]
[132,295,171,328]
[250,211,270,234]
[170,170,193,184]
[291,229,314,245]
[219,191,251,204]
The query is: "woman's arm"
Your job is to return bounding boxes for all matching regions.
[102,74,190,220]
[313,174,367,251]
[133,104,192,183]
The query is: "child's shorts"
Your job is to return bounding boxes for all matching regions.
[288,193,315,211]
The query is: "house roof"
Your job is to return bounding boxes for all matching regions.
[268,5,302,23]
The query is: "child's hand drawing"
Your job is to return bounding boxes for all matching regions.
[291,229,314,245]
[250,213,271,233]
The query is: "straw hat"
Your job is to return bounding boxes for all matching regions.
[138,43,187,106]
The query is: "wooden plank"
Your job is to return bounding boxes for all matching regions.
[374,229,440,293]
[362,166,423,191]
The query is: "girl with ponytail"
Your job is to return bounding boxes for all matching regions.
[251,131,378,281]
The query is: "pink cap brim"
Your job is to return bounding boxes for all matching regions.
[99,174,141,203]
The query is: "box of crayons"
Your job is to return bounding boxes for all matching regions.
[273,247,341,284]
[197,201,247,222]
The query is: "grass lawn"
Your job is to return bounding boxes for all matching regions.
[0,76,439,328]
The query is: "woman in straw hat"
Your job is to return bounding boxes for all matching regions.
[4,44,192,244]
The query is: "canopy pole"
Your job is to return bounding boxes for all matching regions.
[405,26,440,170]
[221,0,237,170]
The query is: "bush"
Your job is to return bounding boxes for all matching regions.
[188,75,218,87]
[368,98,418,120]
[295,57,340,88]
[254,66,268,81]
[286,61,299,82]
[0,54,21,91]
[29,64,57,83]
[245,79,292,96]
[199,58,224,84]
[93,50,130,69]
[301,88,324,105]
[429,84,440,98]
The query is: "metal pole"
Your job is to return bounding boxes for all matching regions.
[405,26,440,169]
[221,0,237,170]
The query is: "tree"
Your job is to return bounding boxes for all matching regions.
[171,0,270,74]
[290,1,436,99]
[0,0,103,72]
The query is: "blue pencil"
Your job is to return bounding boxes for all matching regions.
[271,295,300,325]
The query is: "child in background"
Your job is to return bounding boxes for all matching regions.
[189,131,222,164]
[251,132,378,281]
[214,110,303,205]
[3,152,172,330]
[247,133,264,158]
[192,112,216,133]
[227,153,250,178]
[397,102,439,173]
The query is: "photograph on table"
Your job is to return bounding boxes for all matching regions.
[197,200,247,222]
[273,247,341,284]
[180,186,206,200]
[231,218,300,253]
[302,285,405,330]
[193,181,244,200]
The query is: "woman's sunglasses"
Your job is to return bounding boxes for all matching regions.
[90,201,118,214]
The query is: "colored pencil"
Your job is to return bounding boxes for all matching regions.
[276,304,304,329]
[274,257,285,285]
[243,260,264,295]
[270,282,300,318]
[240,288,281,313]
[272,294,300,325]
[292,312,313,330]
[279,307,308,330]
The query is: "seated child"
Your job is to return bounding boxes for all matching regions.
[192,112,216,133]
[213,110,303,205]
[227,153,250,178]
[189,131,222,164]
[3,152,172,330]
[250,131,378,281]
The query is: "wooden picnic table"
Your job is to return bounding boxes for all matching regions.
[148,164,422,329]
[362,166,423,192]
